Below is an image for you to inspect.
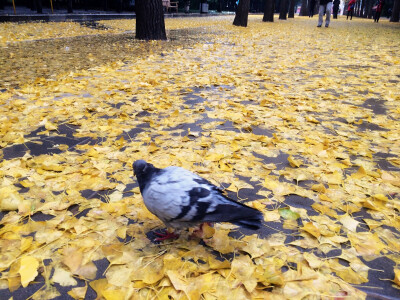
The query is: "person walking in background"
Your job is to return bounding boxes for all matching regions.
[347,0,356,19]
[309,0,316,17]
[333,0,340,18]
[373,0,384,22]
[317,0,333,27]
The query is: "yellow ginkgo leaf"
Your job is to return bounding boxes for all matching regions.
[68,285,88,300]
[339,214,359,232]
[351,166,367,179]
[312,183,326,193]
[288,155,302,168]
[394,269,400,287]
[372,194,389,202]
[102,289,126,300]
[0,186,23,211]
[302,222,321,239]
[52,267,77,287]
[20,236,33,253]
[45,120,58,131]
[19,256,39,288]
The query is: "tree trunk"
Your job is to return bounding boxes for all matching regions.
[136,0,167,40]
[36,0,42,13]
[288,0,295,17]
[233,0,251,27]
[366,0,373,18]
[263,0,275,21]
[391,0,400,21]
[357,0,361,16]
[217,0,223,12]
[279,0,288,19]
[116,0,123,12]
[314,0,319,15]
[299,0,308,15]
[67,0,73,13]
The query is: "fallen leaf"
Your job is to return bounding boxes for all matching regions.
[19,256,39,288]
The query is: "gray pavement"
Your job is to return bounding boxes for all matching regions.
[0,5,232,22]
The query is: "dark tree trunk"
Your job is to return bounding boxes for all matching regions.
[391,0,400,21]
[36,0,42,13]
[299,0,308,15]
[362,0,368,17]
[288,0,295,17]
[217,0,223,12]
[233,0,250,27]
[136,0,167,40]
[279,0,288,19]
[362,0,367,17]
[263,0,275,21]
[314,0,319,15]
[116,0,123,12]
[67,0,73,13]
[366,0,373,18]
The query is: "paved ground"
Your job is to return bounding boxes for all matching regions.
[0,15,399,300]
[0,5,231,22]
[1,91,398,300]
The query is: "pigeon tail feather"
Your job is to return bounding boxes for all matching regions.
[233,218,262,230]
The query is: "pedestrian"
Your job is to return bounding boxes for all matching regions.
[317,0,333,27]
[373,0,384,22]
[309,0,316,17]
[333,0,340,18]
[347,0,356,20]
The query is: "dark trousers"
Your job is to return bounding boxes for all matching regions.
[374,11,381,22]
[347,9,353,19]
[333,5,339,18]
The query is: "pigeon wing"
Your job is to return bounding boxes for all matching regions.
[142,166,207,224]
[142,166,262,229]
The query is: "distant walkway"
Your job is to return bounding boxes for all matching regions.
[0,5,233,22]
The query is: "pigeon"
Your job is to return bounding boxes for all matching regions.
[133,159,263,240]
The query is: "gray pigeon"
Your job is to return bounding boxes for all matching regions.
[133,160,263,240]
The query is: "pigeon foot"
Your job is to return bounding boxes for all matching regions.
[154,230,179,241]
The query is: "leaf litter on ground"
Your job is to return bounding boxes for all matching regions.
[0,15,400,299]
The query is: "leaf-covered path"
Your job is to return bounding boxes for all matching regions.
[1,15,400,299]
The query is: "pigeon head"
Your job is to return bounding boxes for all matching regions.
[133,159,148,176]
[133,160,158,193]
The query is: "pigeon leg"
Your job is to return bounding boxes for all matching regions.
[154,230,179,241]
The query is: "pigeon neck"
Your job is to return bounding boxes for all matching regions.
[137,166,159,193]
